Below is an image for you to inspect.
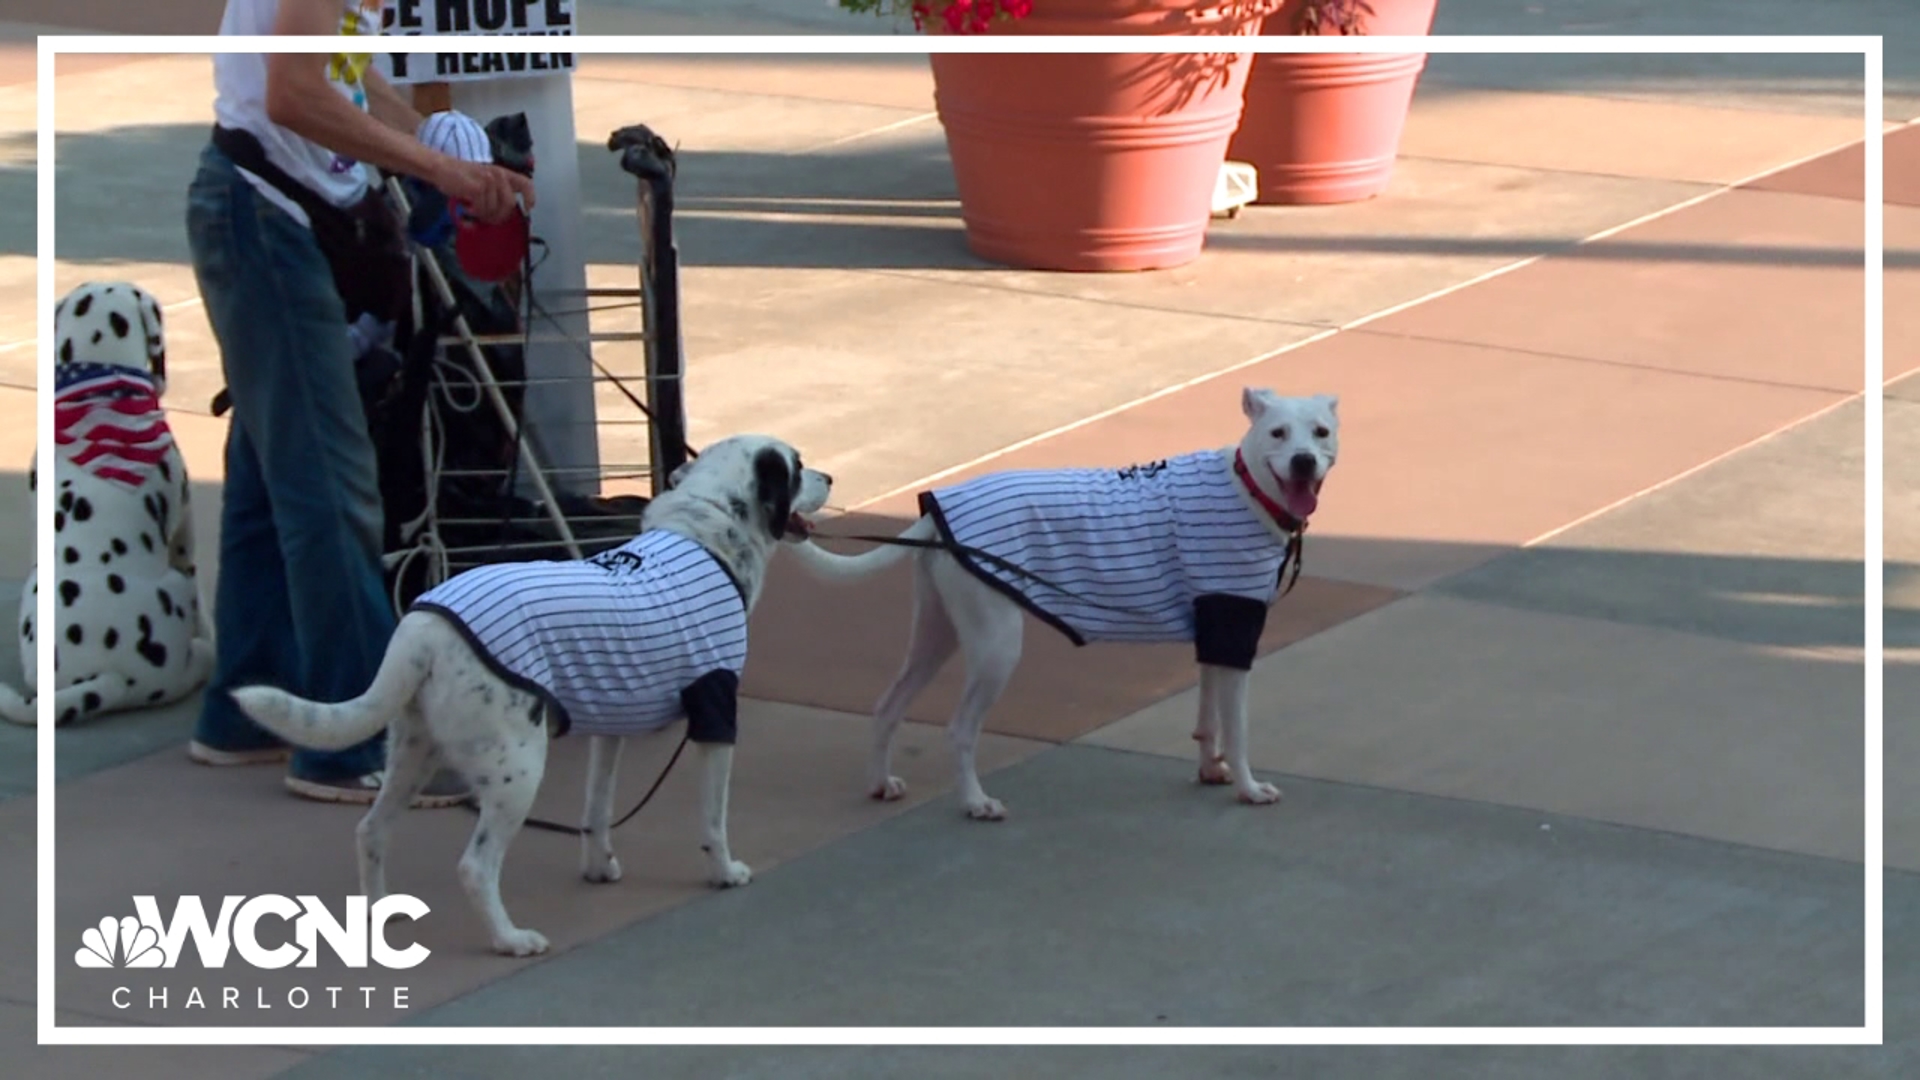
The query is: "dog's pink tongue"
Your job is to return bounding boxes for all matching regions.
[788,512,812,538]
[1280,480,1318,519]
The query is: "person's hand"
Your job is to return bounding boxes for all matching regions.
[432,156,536,223]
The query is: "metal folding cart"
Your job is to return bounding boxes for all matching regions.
[372,123,692,617]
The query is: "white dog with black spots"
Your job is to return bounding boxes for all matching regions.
[228,436,833,957]
[0,281,213,727]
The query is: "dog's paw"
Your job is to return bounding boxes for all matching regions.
[1236,781,1283,805]
[1196,757,1232,785]
[709,860,752,888]
[581,853,622,884]
[869,775,908,801]
[965,796,1007,822]
[493,928,550,957]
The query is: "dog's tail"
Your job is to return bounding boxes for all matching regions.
[786,515,938,583]
[0,683,31,727]
[230,613,438,752]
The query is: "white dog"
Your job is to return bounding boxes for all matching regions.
[229,435,832,957]
[787,387,1337,820]
[0,281,212,727]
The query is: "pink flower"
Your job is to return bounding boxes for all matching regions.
[1002,0,1033,16]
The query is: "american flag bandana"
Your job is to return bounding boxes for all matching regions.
[54,361,175,489]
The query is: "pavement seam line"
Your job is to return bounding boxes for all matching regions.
[847,124,1888,514]
[1415,73,1917,121]
[1348,325,1869,397]
[1519,377,1884,550]
[795,110,937,155]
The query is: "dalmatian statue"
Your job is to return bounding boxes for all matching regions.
[0,282,213,726]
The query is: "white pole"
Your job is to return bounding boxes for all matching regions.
[376,0,599,497]
[447,72,599,497]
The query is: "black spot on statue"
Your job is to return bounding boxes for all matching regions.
[54,512,65,533]
[58,706,77,725]
[59,339,73,364]
[83,691,101,712]
[60,580,80,606]
[140,533,154,552]
[111,538,127,555]
[109,311,130,338]
[104,627,118,649]
[108,574,124,593]
[63,546,78,564]
[135,615,168,667]
[73,293,92,317]
[66,624,83,645]
[148,689,165,702]
[157,589,174,617]
[72,497,92,522]
[59,491,73,511]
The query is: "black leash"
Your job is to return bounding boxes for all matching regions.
[488,733,691,837]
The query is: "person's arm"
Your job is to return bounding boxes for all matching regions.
[361,65,426,139]
[262,0,531,218]
[263,0,444,182]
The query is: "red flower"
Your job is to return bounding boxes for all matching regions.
[1002,0,1033,16]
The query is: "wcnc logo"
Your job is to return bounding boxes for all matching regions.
[75,895,431,970]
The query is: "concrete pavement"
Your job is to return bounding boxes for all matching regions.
[1,0,1913,1076]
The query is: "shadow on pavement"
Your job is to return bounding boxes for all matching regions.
[27,121,1908,273]
[0,502,1900,802]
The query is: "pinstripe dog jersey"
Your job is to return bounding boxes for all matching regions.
[410,529,748,740]
[919,449,1296,667]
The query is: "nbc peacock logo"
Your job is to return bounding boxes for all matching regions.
[75,915,165,969]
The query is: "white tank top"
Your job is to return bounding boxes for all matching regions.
[410,530,749,738]
[211,0,386,225]
[921,449,1293,650]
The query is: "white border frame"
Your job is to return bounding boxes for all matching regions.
[36,32,1885,1048]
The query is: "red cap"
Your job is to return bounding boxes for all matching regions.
[452,202,529,282]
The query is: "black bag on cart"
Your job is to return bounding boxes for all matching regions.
[372,114,648,616]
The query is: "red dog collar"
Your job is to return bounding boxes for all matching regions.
[1232,449,1305,535]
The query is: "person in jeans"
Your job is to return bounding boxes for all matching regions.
[185,0,534,804]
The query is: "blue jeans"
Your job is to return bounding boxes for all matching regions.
[185,141,393,783]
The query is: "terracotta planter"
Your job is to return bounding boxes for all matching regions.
[930,0,1282,272]
[1227,0,1439,204]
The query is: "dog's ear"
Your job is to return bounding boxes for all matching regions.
[666,459,694,490]
[753,446,793,540]
[1241,386,1276,421]
[137,287,167,391]
[1317,393,1339,416]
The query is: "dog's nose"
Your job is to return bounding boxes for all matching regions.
[1288,452,1317,480]
[820,471,834,486]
